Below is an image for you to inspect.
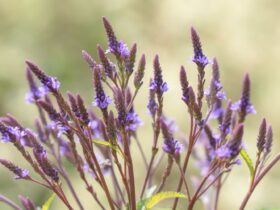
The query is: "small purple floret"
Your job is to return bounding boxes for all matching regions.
[125,111,143,132]
[216,145,231,159]
[15,169,29,180]
[107,40,129,59]
[0,126,26,143]
[231,100,256,114]
[93,96,112,109]
[162,138,183,157]
[149,80,168,93]
[25,88,45,103]
[147,94,157,116]
[192,55,211,68]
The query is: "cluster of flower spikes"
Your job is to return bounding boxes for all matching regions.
[0,16,277,210]
[0,16,147,210]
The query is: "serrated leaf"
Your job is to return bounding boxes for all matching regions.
[42,193,56,210]
[240,149,254,178]
[92,139,124,157]
[145,191,187,209]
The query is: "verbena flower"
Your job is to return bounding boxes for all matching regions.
[102,17,129,59]
[0,125,26,143]
[33,144,59,182]
[26,61,60,93]
[0,159,29,179]
[191,27,210,68]
[147,82,158,117]
[149,55,168,95]
[161,119,182,159]
[125,110,142,132]
[231,74,256,123]
[92,66,112,109]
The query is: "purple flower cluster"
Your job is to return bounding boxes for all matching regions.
[191,27,211,68]
[161,119,182,159]
[0,159,29,179]
[125,111,142,132]
[149,55,168,95]
[102,17,129,59]
[92,66,112,109]
[106,40,129,59]
[231,74,256,123]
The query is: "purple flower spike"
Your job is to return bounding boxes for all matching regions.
[25,69,45,103]
[180,66,189,104]
[33,144,59,182]
[113,88,127,126]
[26,61,60,93]
[19,196,36,210]
[134,54,146,88]
[191,27,210,68]
[82,50,96,68]
[257,118,267,153]
[92,66,111,109]
[97,45,115,79]
[147,80,158,117]
[161,119,182,159]
[125,43,137,74]
[102,17,119,54]
[150,55,168,96]
[231,74,256,122]
[102,17,129,59]
[228,123,244,159]
[0,159,29,180]
[264,126,273,155]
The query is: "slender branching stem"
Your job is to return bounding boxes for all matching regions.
[239,152,280,210]
[175,160,191,200]
[122,130,136,210]
[0,194,21,210]
[140,98,163,199]
[188,163,219,210]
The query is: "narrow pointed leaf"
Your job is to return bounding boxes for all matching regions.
[240,148,254,178]
[145,191,187,209]
[42,193,56,210]
[92,139,124,157]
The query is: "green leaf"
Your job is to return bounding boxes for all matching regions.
[42,193,56,210]
[240,149,254,178]
[145,191,187,209]
[92,139,123,157]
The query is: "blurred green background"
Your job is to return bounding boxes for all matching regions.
[1,0,280,209]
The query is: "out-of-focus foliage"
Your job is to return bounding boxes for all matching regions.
[0,0,280,209]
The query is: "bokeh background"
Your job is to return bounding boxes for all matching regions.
[1,0,280,209]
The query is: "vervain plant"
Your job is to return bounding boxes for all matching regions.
[0,17,279,210]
